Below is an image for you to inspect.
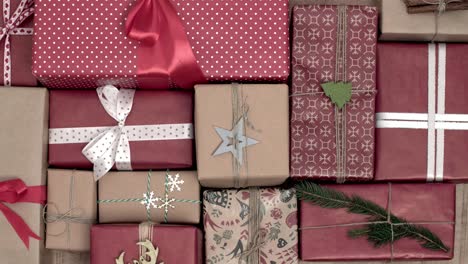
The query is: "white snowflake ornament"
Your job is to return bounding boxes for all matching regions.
[141,191,158,210]
[166,173,184,192]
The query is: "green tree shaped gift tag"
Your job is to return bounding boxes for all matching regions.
[320,82,352,110]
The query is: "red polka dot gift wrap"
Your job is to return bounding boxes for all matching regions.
[31,0,290,89]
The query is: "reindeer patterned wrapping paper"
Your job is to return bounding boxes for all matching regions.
[204,188,298,264]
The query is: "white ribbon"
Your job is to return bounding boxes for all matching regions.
[81,85,135,180]
[49,85,194,181]
[0,0,34,86]
[375,44,465,182]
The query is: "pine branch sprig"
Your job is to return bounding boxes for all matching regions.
[296,182,450,253]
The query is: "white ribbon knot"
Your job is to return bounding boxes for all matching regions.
[82,85,135,181]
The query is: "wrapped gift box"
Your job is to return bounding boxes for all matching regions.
[290,5,377,182]
[48,87,194,180]
[195,84,289,188]
[380,0,468,42]
[46,169,97,252]
[0,0,37,87]
[204,188,298,264]
[300,183,455,261]
[376,43,468,182]
[0,87,48,263]
[98,170,200,224]
[32,0,290,89]
[44,250,90,264]
[91,224,202,264]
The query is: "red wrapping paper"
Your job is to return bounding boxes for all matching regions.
[32,0,290,89]
[91,224,202,264]
[300,183,455,261]
[0,0,36,87]
[376,43,468,182]
[290,5,377,181]
[48,90,193,170]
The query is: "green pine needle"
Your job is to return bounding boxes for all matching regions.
[296,182,450,253]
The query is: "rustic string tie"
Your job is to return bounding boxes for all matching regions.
[43,204,95,236]
[237,231,267,264]
[299,183,454,261]
[420,0,462,42]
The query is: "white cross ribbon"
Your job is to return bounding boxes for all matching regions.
[49,85,194,181]
[376,43,468,182]
[0,0,34,86]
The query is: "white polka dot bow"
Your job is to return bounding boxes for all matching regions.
[82,85,135,180]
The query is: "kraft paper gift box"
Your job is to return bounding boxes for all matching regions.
[98,170,200,224]
[0,87,48,263]
[204,188,299,264]
[48,86,194,181]
[91,223,203,264]
[380,0,468,42]
[195,84,289,188]
[0,0,37,87]
[290,5,377,182]
[376,43,468,182]
[32,0,290,89]
[44,250,90,264]
[299,183,455,261]
[45,169,97,252]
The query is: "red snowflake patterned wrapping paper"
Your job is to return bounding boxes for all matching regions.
[0,0,37,87]
[32,0,290,89]
[290,5,377,182]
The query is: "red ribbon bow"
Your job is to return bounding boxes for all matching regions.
[125,0,206,89]
[0,179,46,248]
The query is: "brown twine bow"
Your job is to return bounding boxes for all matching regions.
[43,172,95,250]
[300,183,455,261]
[237,231,267,264]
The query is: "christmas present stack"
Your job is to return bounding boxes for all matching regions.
[290,5,378,182]
[4,0,468,261]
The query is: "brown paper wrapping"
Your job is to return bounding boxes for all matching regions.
[0,87,48,264]
[98,171,200,224]
[195,84,289,188]
[380,0,468,42]
[44,250,90,264]
[46,169,97,252]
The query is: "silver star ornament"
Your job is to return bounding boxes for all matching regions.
[212,118,259,165]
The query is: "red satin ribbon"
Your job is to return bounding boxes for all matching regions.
[0,179,46,249]
[126,0,207,89]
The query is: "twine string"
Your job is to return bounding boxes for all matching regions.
[300,183,455,260]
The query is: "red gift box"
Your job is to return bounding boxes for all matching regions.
[290,5,377,182]
[376,43,468,182]
[300,183,455,261]
[0,0,37,87]
[48,86,193,180]
[32,0,290,89]
[91,224,202,264]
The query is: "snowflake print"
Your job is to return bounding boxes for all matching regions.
[157,192,176,214]
[140,191,159,210]
[166,173,185,192]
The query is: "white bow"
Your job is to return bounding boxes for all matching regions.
[82,85,135,180]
